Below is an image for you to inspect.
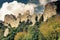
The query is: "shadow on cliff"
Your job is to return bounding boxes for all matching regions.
[54,1,60,14]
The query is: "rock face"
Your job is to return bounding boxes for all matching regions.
[30,14,36,25]
[4,14,19,28]
[43,2,57,21]
[4,28,9,37]
[4,2,57,27]
[4,10,42,27]
[21,10,30,22]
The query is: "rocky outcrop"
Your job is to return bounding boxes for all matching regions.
[4,10,42,27]
[21,10,30,22]
[43,2,57,21]
[37,14,43,22]
[4,14,19,28]
[4,2,57,27]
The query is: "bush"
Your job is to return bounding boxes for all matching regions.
[39,15,60,40]
[14,32,27,40]
[58,37,60,40]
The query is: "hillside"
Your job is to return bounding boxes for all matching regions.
[40,15,60,40]
[0,1,60,40]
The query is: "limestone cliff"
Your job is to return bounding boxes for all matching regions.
[43,2,57,21]
[4,14,19,28]
[4,10,42,27]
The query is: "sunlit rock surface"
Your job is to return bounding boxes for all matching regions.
[43,2,57,21]
[4,28,9,37]
[4,10,42,27]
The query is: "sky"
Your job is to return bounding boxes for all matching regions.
[0,0,29,7]
[0,0,58,7]
[0,0,58,21]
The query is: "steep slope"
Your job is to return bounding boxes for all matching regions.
[39,15,60,39]
[43,2,57,21]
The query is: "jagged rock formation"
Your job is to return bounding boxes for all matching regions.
[4,10,42,27]
[37,14,42,22]
[17,13,21,22]
[30,14,36,25]
[43,2,57,21]
[4,14,19,28]
[4,2,57,27]
[21,10,30,22]
[19,10,42,25]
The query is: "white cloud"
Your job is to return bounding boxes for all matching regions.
[39,0,47,5]
[0,1,37,21]
[39,0,57,5]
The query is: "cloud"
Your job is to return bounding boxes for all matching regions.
[39,0,47,5]
[0,1,37,21]
[51,0,57,2]
[39,0,57,5]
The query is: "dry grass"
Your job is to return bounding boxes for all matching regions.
[39,15,60,38]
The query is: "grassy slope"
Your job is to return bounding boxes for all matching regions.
[39,15,60,38]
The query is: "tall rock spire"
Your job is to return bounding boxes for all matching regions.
[43,2,57,21]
